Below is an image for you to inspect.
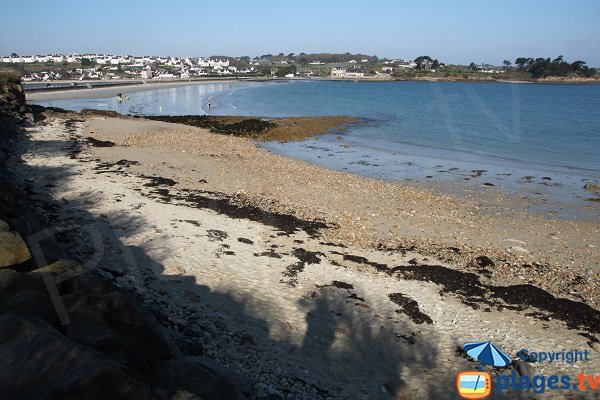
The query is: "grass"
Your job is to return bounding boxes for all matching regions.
[0,70,21,84]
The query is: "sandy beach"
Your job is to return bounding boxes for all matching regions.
[25,80,244,101]
[8,108,599,399]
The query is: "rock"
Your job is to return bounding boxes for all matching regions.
[28,259,85,292]
[65,313,150,373]
[5,290,59,325]
[584,183,599,191]
[240,332,258,346]
[512,360,535,378]
[0,231,31,267]
[384,378,412,400]
[475,255,494,268]
[590,342,600,353]
[0,268,45,294]
[185,355,255,397]
[152,359,247,400]
[63,288,176,374]
[0,220,9,232]
[0,314,154,400]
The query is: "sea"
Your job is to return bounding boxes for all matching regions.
[30,80,600,219]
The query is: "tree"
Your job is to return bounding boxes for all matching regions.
[81,58,93,66]
[571,60,586,72]
[413,56,433,70]
[432,59,439,69]
[502,59,512,70]
[515,57,528,70]
[468,62,478,71]
[275,66,294,77]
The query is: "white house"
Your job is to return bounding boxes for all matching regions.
[141,66,152,79]
[331,67,346,77]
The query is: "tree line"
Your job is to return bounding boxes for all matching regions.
[514,56,596,78]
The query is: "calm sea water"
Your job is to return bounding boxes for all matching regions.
[31,80,600,218]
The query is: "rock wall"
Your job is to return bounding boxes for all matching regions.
[0,83,251,400]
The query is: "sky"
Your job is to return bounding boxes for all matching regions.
[1,0,599,66]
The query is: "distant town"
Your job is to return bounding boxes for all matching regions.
[1,52,597,82]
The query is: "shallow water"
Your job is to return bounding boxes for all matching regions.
[31,80,600,219]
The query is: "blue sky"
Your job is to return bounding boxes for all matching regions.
[1,0,599,66]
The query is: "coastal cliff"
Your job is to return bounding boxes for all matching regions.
[0,80,251,399]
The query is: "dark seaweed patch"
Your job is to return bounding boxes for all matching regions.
[342,254,389,273]
[86,137,116,147]
[206,229,228,242]
[389,292,433,325]
[391,265,600,334]
[144,188,327,237]
[253,249,282,259]
[142,175,177,187]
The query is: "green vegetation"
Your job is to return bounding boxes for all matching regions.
[0,70,21,84]
[514,56,597,78]
[274,65,297,77]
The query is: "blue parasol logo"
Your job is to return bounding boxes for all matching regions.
[464,341,511,367]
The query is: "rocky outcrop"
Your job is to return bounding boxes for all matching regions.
[0,82,250,399]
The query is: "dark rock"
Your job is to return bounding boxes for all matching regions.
[5,290,59,325]
[0,268,45,294]
[152,359,247,400]
[63,288,175,374]
[185,355,254,397]
[475,255,494,268]
[239,332,258,346]
[65,313,150,373]
[0,314,154,400]
[512,360,535,378]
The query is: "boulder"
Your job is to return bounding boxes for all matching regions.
[151,359,246,400]
[0,231,31,267]
[5,290,59,325]
[0,268,45,294]
[65,313,150,373]
[0,314,155,400]
[584,183,599,191]
[511,360,535,378]
[63,288,176,374]
[185,355,255,397]
[0,219,8,232]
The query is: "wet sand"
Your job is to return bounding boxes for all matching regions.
[11,111,600,399]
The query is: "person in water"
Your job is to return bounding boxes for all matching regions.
[207,99,211,109]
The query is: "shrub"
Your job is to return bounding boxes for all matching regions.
[0,70,21,84]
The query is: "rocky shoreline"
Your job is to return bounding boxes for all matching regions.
[0,84,253,399]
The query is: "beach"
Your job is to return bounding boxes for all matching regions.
[25,79,248,101]
[9,107,599,399]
